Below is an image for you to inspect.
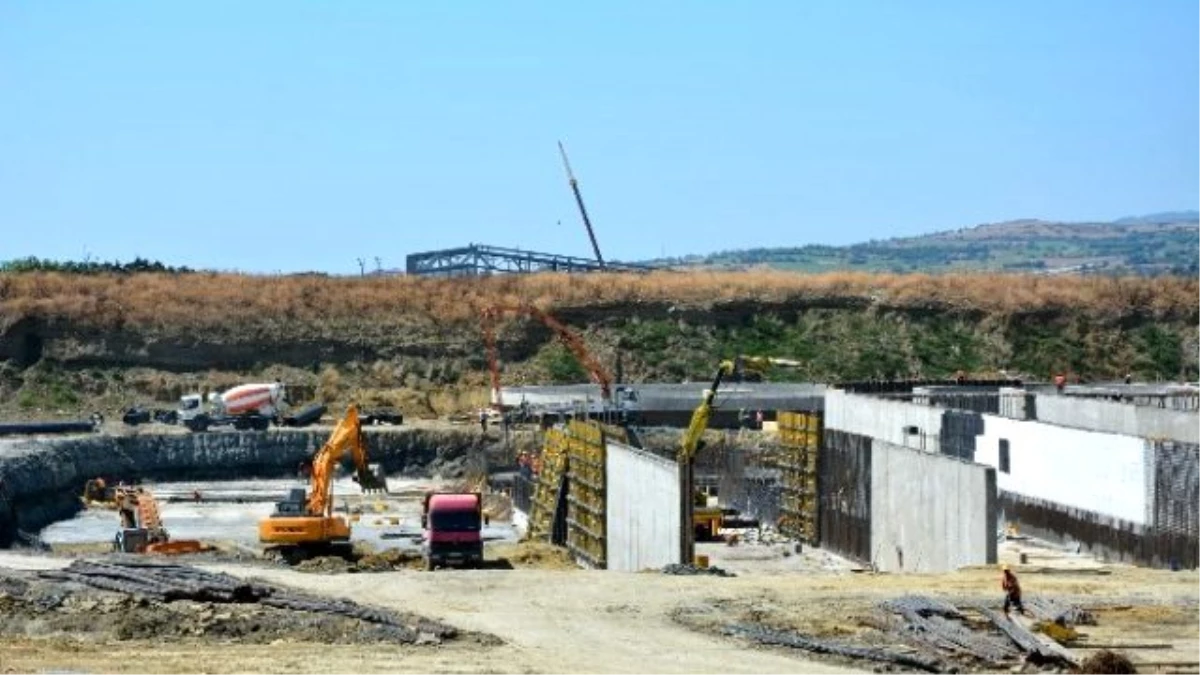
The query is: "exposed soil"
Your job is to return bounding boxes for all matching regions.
[0,563,494,650]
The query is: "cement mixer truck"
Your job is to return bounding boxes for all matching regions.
[178,382,286,432]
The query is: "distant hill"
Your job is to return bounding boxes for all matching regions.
[645,212,1199,276]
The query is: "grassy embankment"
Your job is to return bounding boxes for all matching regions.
[0,271,1195,419]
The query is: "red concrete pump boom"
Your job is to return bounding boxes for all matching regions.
[482,305,613,409]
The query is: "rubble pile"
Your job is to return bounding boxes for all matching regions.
[708,593,1090,673]
[661,563,736,577]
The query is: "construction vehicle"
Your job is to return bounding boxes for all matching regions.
[481,304,639,419]
[258,404,388,562]
[421,491,485,570]
[179,382,286,432]
[678,356,802,562]
[112,486,207,554]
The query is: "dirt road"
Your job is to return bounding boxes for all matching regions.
[2,548,1196,674]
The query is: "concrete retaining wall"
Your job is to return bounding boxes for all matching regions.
[1034,394,1199,444]
[605,441,681,572]
[870,440,997,573]
[974,415,1149,524]
[0,427,492,548]
[824,389,945,448]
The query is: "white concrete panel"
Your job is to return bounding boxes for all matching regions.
[976,415,1149,525]
[825,389,946,448]
[1035,394,1199,444]
[870,441,994,573]
[605,441,682,572]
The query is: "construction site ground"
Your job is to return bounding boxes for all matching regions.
[1,536,1196,674]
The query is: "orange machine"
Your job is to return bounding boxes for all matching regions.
[481,304,615,407]
[113,486,206,555]
[258,404,387,560]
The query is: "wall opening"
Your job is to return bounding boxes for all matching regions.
[999,439,1011,474]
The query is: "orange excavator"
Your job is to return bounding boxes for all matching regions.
[258,404,388,561]
[112,486,207,555]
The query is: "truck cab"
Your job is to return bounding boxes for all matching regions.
[421,492,484,570]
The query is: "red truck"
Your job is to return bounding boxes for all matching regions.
[421,492,484,570]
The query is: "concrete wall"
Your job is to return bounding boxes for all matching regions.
[974,415,1149,524]
[870,440,997,573]
[1034,394,1199,444]
[604,441,681,572]
[824,389,945,448]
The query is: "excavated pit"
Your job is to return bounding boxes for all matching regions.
[0,427,504,549]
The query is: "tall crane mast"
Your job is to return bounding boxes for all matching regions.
[558,141,606,269]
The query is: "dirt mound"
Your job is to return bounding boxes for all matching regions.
[293,547,424,574]
[491,541,576,570]
[355,549,424,572]
[0,560,491,647]
[1077,650,1137,674]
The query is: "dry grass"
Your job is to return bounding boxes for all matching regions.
[0,271,1195,335]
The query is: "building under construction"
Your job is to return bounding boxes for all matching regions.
[406,143,658,278]
[405,243,655,278]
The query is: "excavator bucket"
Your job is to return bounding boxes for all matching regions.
[355,463,388,494]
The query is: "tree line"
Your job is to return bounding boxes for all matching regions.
[0,256,195,275]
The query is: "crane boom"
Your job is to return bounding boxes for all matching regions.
[558,141,606,269]
[483,304,614,408]
[678,355,805,563]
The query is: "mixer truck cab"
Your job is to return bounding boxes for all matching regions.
[421,492,484,570]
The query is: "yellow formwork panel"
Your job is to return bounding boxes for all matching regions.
[776,411,822,544]
[529,428,570,540]
[565,420,607,567]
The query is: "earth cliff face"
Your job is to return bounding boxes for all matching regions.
[0,271,1195,419]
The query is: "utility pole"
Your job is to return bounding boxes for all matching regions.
[558,141,606,269]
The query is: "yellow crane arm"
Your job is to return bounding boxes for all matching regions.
[677,355,804,462]
[678,360,736,462]
[306,405,386,517]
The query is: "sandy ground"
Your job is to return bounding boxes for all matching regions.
[2,540,1197,674]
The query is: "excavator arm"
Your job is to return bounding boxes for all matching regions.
[305,405,387,517]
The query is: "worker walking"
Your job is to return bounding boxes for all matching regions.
[1001,564,1025,616]
[479,410,488,433]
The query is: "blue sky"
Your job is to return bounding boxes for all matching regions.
[1,1,1196,274]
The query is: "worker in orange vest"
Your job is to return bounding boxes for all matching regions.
[1001,564,1025,616]
[1053,373,1066,393]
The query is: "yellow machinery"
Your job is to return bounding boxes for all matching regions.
[678,356,801,562]
[258,404,388,561]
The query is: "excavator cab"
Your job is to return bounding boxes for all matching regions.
[272,488,309,516]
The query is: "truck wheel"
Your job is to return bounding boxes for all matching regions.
[424,556,435,572]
